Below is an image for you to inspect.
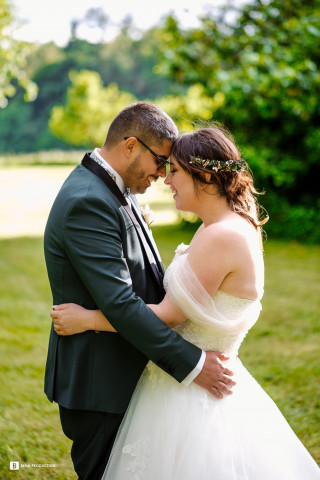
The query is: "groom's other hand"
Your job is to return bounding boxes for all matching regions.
[193,351,236,399]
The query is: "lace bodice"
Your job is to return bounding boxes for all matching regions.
[163,243,263,356]
[171,291,258,354]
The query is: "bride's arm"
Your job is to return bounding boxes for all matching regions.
[51,295,186,336]
[50,304,116,335]
[148,294,186,328]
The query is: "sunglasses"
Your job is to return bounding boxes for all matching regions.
[124,137,170,171]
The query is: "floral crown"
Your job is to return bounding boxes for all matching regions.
[189,155,247,173]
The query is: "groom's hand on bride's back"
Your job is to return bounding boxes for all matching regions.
[193,351,236,399]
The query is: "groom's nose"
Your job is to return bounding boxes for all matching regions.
[157,165,167,178]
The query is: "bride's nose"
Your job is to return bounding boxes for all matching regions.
[164,173,171,185]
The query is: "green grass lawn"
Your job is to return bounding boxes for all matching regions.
[0,230,319,478]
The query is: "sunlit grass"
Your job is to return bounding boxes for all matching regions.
[0,151,84,167]
[0,233,319,478]
[0,159,319,475]
[0,237,74,479]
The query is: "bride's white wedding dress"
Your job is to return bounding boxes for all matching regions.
[102,244,320,479]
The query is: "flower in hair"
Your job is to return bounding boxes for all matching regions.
[189,156,247,172]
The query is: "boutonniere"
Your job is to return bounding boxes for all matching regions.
[140,204,154,227]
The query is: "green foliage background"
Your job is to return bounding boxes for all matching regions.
[158,0,320,243]
[0,0,319,243]
[0,0,38,107]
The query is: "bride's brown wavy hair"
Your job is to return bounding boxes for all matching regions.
[171,124,268,233]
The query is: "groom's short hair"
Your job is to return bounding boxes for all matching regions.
[104,102,178,148]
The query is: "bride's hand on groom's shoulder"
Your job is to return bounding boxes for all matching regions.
[193,351,236,399]
[50,303,93,336]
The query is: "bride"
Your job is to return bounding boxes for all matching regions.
[51,125,320,479]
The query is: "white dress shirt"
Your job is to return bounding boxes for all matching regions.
[90,148,206,385]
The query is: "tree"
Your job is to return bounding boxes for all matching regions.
[49,70,136,148]
[83,7,109,42]
[157,0,320,241]
[69,8,109,44]
[157,0,320,201]
[0,30,171,153]
[97,27,173,99]
[155,84,224,132]
[0,0,37,107]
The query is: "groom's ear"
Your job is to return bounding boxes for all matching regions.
[123,137,139,159]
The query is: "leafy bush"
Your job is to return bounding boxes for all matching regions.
[264,201,320,244]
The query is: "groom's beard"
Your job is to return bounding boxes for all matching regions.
[124,155,158,194]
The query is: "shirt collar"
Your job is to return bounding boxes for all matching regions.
[92,148,127,195]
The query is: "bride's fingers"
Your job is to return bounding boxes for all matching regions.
[54,324,66,336]
[52,316,63,327]
[52,303,77,313]
[51,303,79,320]
[52,304,69,311]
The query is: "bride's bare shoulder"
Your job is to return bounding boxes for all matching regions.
[189,223,205,244]
[195,220,248,243]
[190,219,259,258]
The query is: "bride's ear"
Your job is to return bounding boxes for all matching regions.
[204,172,212,183]
[199,172,212,185]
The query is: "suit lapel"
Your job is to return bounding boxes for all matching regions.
[82,154,126,205]
[130,196,165,277]
[82,154,165,291]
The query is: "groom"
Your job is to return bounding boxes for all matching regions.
[44,102,235,479]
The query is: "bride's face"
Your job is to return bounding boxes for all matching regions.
[164,156,198,212]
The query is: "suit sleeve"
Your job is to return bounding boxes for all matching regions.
[63,195,202,382]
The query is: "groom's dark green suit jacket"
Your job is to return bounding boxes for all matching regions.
[44,155,202,414]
